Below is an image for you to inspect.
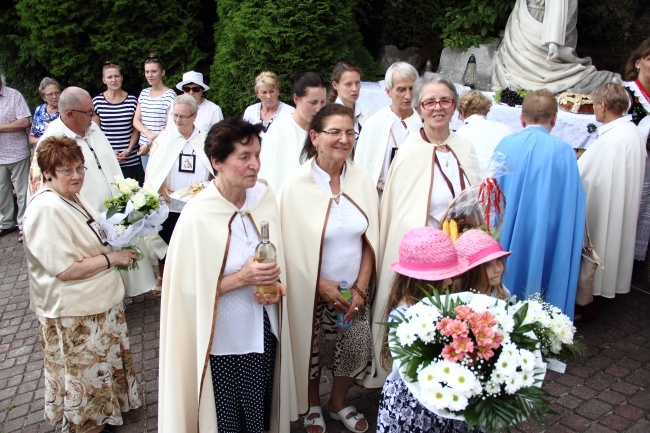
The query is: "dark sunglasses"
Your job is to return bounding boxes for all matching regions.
[183,86,203,93]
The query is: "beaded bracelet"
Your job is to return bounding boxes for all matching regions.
[101,253,111,269]
[353,283,367,301]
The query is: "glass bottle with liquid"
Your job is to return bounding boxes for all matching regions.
[337,279,352,330]
[255,221,278,296]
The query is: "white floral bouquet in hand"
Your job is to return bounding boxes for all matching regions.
[99,177,169,270]
[387,290,576,432]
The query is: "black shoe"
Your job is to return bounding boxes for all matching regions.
[0,226,17,237]
[101,425,116,433]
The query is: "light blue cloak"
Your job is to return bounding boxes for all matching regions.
[496,126,585,319]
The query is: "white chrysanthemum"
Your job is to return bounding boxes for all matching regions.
[504,372,525,394]
[417,364,440,390]
[431,360,457,383]
[467,295,497,312]
[495,346,520,377]
[114,224,127,234]
[410,314,437,343]
[447,365,479,395]
[408,302,441,321]
[520,371,536,388]
[422,382,452,410]
[519,349,536,372]
[490,306,514,333]
[446,390,470,411]
[396,322,418,346]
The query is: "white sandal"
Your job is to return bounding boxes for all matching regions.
[303,406,326,433]
[330,405,368,433]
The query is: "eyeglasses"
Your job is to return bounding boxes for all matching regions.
[182,86,203,93]
[44,91,61,98]
[318,129,358,140]
[70,109,94,117]
[420,99,455,110]
[56,166,87,176]
[172,113,196,121]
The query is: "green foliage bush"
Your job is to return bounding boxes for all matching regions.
[0,0,207,109]
[211,0,379,116]
[382,0,514,54]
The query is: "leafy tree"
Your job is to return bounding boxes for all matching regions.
[211,0,379,116]
[0,0,206,109]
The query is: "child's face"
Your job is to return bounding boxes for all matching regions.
[485,259,504,286]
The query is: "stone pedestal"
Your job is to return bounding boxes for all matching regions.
[435,41,500,91]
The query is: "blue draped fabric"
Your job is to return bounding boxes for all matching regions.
[496,126,585,319]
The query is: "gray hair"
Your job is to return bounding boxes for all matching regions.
[412,72,459,111]
[58,87,91,113]
[385,62,418,90]
[174,94,199,115]
[38,77,61,97]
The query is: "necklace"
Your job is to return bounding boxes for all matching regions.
[313,161,344,204]
[238,211,253,246]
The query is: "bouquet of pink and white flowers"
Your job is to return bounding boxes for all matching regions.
[99,177,169,270]
[387,290,576,432]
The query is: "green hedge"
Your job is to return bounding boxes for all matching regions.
[211,0,379,117]
[0,0,207,109]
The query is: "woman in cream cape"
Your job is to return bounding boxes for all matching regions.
[280,105,379,433]
[158,120,298,432]
[371,73,476,388]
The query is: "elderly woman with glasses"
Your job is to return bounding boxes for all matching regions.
[168,70,223,132]
[280,104,379,433]
[369,73,477,388]
[134,52,177,169]
[28,77,61,147]
[144,94,214,292]
[23,135,142,433]
[243,71,295,134]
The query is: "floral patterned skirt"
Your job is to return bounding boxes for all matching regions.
[37,303,142,433]
[377,378,484,433]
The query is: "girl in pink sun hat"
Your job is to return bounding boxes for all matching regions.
[377,227,484,433]
[453,229,512,300]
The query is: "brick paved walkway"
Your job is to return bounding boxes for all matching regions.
[1,229,649,432]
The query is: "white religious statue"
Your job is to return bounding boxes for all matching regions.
[492,0,621,94]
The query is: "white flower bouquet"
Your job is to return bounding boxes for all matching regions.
[387,290,576,432]
[99,177,169,270]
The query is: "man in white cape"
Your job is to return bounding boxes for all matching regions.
[354,62,422,193]
[578,83,645,305]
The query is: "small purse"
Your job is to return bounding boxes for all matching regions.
[576,223,604,306]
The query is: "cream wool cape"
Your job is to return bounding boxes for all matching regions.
[279,159,380,410]
[259,114,307,194]
[158,181,298,433]
[370,131,475,387]
[29,118,122,212]
[144,128,213,191]
[578,118,645,298]
[354,106,422,184]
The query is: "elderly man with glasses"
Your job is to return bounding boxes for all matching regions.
[29,86,122,213]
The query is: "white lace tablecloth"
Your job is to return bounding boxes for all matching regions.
[359,82,600,150]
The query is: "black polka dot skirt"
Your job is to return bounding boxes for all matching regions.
[210,309,277,433]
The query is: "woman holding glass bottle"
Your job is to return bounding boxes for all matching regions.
[158,118,296,433]
[280,104,379,433]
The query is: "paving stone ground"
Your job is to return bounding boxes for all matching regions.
[1,230,649,433]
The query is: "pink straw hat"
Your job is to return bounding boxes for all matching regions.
[454,229,511,271]
[390,227,468,281]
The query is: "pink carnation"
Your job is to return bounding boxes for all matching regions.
[444,319,469,338]
[454,305,474,320]
[437,317,454,334]
[473,324,495,347]
[491,332,504,349]
[452,336,475,354]
[469,310,497,329]
[475,344,496,360]
[442,344,466,362]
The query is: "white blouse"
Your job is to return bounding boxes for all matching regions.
[311,160,368,284]
[210,182,279,356]
[428,149,466,228]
